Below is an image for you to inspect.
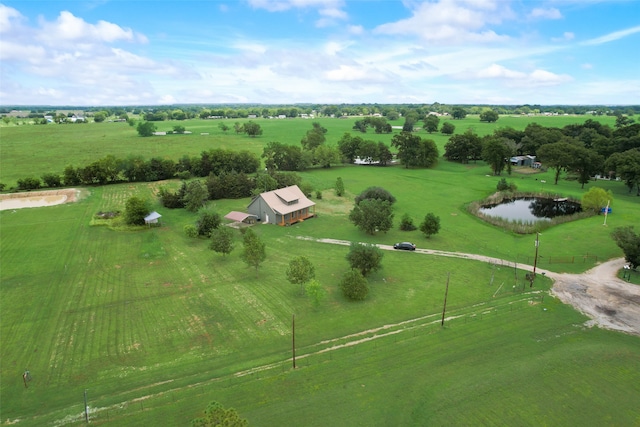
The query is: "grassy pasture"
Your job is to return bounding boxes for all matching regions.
[1,113,639,426]
[0,114,617,188]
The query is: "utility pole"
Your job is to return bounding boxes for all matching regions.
[292,314,296,369]
[84,389,89,423]
[532,232,540,287]
[441,272,450,327]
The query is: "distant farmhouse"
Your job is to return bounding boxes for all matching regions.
[248,185,315,226]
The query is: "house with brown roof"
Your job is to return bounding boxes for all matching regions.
[247,185,315,226]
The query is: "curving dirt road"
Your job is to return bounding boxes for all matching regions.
[299,237,640,337]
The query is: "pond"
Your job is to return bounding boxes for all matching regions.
[479,197,582,223]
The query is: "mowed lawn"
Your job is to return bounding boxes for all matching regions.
[1,113,639,425]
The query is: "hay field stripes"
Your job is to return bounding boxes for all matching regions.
[39,292,546,426]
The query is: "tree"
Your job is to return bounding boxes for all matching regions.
[392,132,439,168]
[192,401,248,427]
[183,180,209,212]
[335,177,344,196]
[424,115,440,133]
[346,242,384,277]
[536,142,574,184]
[305,279,326,308]
[441,122,455,135]
[196,209,222,237]
[41,173,62,188]
[482,137,512,175]
[444,130,482,163]
[218,122,230,133]
[243,121,263,137]
[301,122,327,151]
[173,125,186,134]
[209,226,235,256]
[93,112,107,123]
[241,228,266,277]
[233,122,244,134]
[286,256,315,294]
[313,145,341,168]
[479,109,499,123]
[605,148,640,195]
[136,121,156,137]
[349,199,394,235]
[611,226,640,269]
[568,146,604,189]
[340,269,369,301]
[337,133,362,163]
[452,107,467,120]
[124,196,149,226]
[355,186,396,205]
[581,187,612,214]
[419,213,441,238]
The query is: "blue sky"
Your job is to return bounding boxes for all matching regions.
[1,0,639,106]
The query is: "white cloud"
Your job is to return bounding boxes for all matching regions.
[0,4,23,33]
[348,25,364,35]
[581,63,593,69]
[373,0,513,44]
[529,7,562,20]
[463,63,572,87]
[37,11,147,44]
[551,31,574,42]
[582,25,640,45]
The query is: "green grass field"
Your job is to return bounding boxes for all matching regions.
[1,114,639,426]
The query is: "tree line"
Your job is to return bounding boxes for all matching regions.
[443,120,640,192]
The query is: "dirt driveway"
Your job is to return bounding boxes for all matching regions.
[302,237,640,337]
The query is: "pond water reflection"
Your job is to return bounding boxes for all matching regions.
[479,198,582,223]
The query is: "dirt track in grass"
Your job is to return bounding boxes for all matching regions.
[301,236,640,337]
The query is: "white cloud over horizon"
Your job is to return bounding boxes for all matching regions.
[0,1,638,105]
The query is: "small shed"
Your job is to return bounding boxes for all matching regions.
[224,211,257,225]
[144,211,162,227]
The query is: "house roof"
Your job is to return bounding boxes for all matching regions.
[251,185,315,215]
[144,211,162,221]
[225,211,256,222]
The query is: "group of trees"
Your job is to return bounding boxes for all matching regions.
[443,120,640,191]
[158,170,310,211]
[349,187,396,235]
[14,148,261,191]
[352,116,393,134]
[337,133,393,166]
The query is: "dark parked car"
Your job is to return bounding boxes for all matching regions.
[393,242,416,251]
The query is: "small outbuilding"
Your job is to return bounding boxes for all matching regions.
[247,185,315,226]
[224,211,258,225]
[144,211,162,227]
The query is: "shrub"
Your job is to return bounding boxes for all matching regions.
[16,177,41,190]
[315,190,322,199]
[340,270,369,301]
[399,213,417,231]
[497,178,517,192]
[354,186,396,205]
[184,224,198,238]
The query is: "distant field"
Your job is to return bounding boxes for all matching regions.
[0,114,618,188]
[1,113,638,426]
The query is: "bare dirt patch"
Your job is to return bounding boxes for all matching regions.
[0,188,82,210]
